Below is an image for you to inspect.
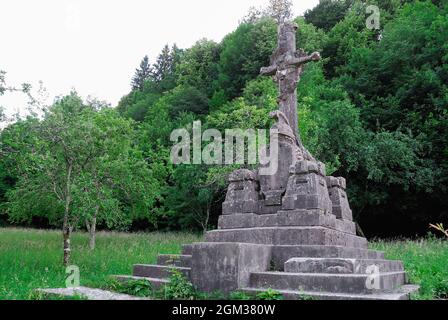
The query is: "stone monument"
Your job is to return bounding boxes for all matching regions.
[117,22,419,300]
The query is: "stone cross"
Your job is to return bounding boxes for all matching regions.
[261,22,321,146]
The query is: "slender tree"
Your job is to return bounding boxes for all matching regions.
[265,0,293,23]
[131,55,152,91]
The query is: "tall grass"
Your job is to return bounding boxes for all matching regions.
[0,228,201,300]
[370,237,448,300]
[0,228,446,300]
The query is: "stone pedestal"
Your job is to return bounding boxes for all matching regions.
[327,176,353,221]
[282,160,332,214]
[190,243,271,293]
[222,169,259,215]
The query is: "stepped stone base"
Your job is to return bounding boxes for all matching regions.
[242,285,420,300]
[206,226,367,248]
[115,239,418,300]
[218,211,356,235]
[284,258,404,274]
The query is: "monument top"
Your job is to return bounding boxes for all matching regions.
[260,22,320,147]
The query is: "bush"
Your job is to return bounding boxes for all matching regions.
[106,278,152,297]
[256,288,283,300]
[229,291,252,300]
[162,269,197,300]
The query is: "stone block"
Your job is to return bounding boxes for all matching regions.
[326,176,353,221]
[205,227,368,248]
[269,245,385,270]
[282,160,332,214]
[222,169,259,215]
[249,271,407,294]
[284,258,404,274]
[258,137,299,215]
[190,243,271,293]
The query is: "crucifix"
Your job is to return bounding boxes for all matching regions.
[261,22,320,147]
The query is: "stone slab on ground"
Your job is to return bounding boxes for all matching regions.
[242,284,420,300]
[38,287,148,300]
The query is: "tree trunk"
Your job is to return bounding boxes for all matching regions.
[63,217,71,266]
[63,163,72,266]
[88,210,97,250]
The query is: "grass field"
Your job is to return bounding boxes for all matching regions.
[0,228,447,300]
[0,228,201,300]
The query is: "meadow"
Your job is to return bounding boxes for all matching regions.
[0,228,447,300]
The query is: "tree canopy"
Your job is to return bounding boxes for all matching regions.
[1,0,447,240]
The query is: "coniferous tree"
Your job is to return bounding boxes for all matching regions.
[131,55,152,91]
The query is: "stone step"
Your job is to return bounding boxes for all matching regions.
[157,254,192,268]
[241,284,420,300]
[114,275,169,290]
[284,258,404,274]
[205,227,368,248]
[271,246,385,270]
[182,244,194,255]
[218,211,356,235]
[133,265,191,279]
[249,271,407,294]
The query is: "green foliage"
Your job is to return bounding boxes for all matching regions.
[165,85,209,117]
[2,1,447,236]
[256,288,283,300]
[228,291,252,300]
[131,55,152,91]
[305,0,352,31]
[297,293,315,300]
[217,18,277,99]
[0,228,201,299]
[370,237,448,300]
[1,228,446,300]
[162,269,197,300]
[176,39,220,97]
[110,279,153,297]
[3,93,160,241]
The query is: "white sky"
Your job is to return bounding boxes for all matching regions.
[0,0,319,117]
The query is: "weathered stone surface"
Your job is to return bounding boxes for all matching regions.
[157,254,192,268]
[327,176,353,221]
[181,244,194,255]
[335,219,356,235]
[217,210,356,235]
[258,132,299,215]
[269,245,385,270]
[284,258,404,274]
[205,227,368,248]
[260,22,320,144]
[282,160,333,214]
[222,169,259,215]
[241,285,420,300]
[133,264,190,279]
[190,243,271,293]
[249,271,407,294]
[38,287,149,300]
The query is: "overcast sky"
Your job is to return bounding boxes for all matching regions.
[0,0,319,117]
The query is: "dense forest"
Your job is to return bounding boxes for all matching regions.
[1,0,447,240]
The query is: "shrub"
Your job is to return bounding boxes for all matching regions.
[162,269,197,300]
[256,288,283,300]
[229,291,252,300]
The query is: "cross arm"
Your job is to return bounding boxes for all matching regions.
[260,65,278,76]
[287,51,321,67]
